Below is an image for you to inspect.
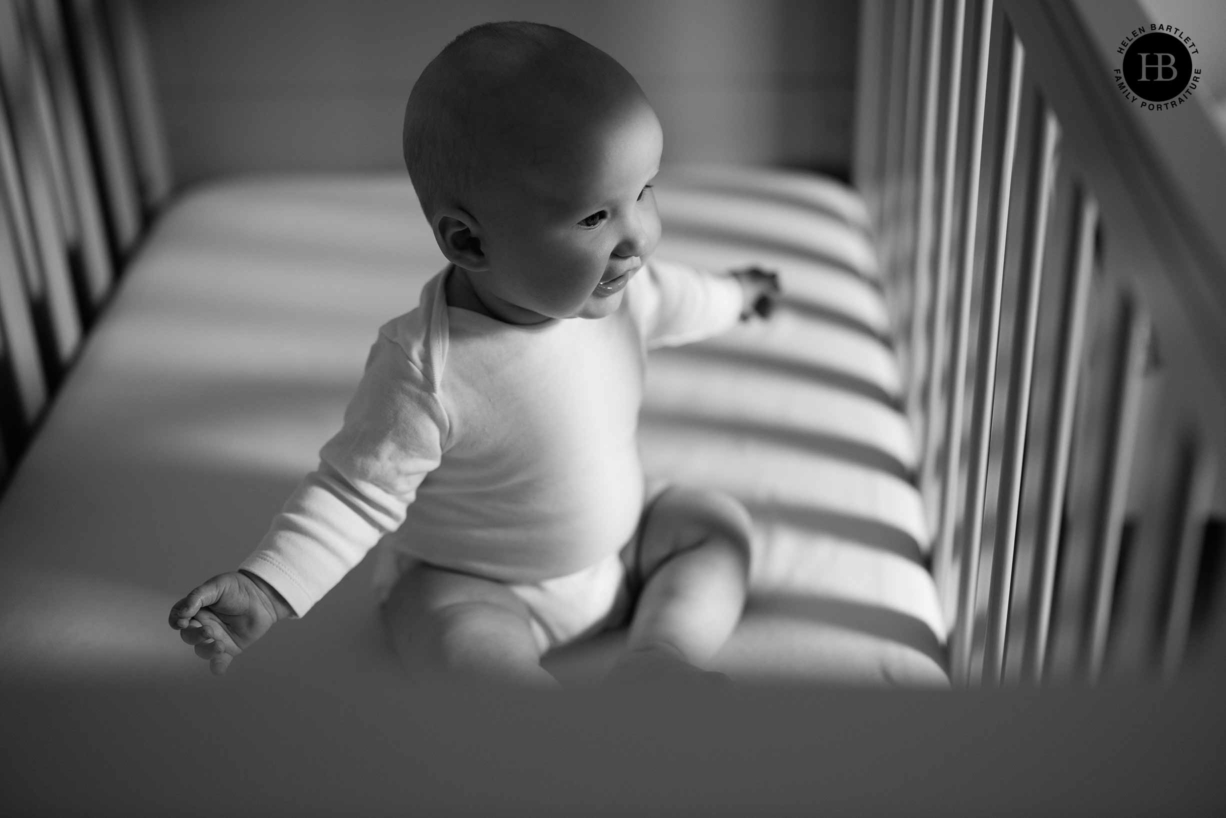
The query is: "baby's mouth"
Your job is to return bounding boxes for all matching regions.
[594,263,641,297]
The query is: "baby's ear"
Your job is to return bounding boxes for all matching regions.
[434,209,489,272]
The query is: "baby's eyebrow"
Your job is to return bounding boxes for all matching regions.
[581,174,662,210]
[536,169,660,217]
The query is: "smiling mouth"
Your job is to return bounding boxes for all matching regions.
[594,264,641,297]
[602,259,642,283]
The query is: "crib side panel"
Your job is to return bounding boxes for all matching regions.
[0,0,165,492]
[856,0,1226,686]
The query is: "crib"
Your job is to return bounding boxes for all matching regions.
[1,0,1224,814]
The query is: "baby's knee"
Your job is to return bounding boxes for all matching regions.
[705,506,755,578]
[643,487,756,575]
[681,488,753,543]
[413,602,503,666]
[384,581,541,676]
[431,600,530,646]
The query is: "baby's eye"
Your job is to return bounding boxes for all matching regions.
[579,211,606,229]
[637,185,654,201]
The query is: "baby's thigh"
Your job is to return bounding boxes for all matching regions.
[380,560,539,670]
[635,486,755,580]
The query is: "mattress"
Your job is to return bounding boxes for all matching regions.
[0,165,947,687]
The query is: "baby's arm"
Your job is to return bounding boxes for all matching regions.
[632,259,784,349]
[167,330,446,674]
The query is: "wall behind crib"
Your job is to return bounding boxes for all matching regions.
[137,0,858,190]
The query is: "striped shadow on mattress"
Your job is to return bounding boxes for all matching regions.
[0,165,947,687]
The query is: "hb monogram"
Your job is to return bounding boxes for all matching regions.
[1137,52,1178,82]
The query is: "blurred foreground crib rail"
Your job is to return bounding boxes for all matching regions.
[0,0,1225,814]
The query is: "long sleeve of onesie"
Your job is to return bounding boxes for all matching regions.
[628,257,745,349]
[239,332,448,617]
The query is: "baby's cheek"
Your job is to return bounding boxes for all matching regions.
[641,203,662,254]
[533,272,595,316]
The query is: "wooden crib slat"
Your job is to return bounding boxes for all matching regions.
[0,97,47,433]
[0,157,47,422]
[1192,519,1226,674]
[882,0,921,333]
[106,0,172,214]
[14,1,76,254]
[9,0,86,358]
[0,32,44,307]
[11,102,80,371]
[934,0,990,617]
[907,0,944,428]
[880,0,912,291]
[68,0,141,258]
[873,1,895,235]
[952,13,1024,687]
[1022,188,1097,685]
[878,2,909,243]
[882,0,912,290]
[982,103,1059,687]
[922,0,966,542]
[853,0,886,223]
[0,0,81,374]
[1107,383,1177,680]
[1086,300,1150,683]
[32,0,113,310]
[888,0,926,372]
[1162,439,1217,682]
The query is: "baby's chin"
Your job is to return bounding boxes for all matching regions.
[572,288,626,320]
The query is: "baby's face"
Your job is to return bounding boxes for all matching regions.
[468,98,663,322]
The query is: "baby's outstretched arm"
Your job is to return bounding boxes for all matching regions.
[168,570,294,675]
[731,266,782,321]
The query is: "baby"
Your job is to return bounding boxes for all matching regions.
[168,21,780,688]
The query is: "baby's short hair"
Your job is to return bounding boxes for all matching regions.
[402,21,591,222]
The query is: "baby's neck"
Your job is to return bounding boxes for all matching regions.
[444,265,493,317]
[444,265,553,326]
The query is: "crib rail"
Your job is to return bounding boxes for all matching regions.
[856,0,1226,686]
[0,0,169,491]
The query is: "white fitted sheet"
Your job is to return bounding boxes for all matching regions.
[0,166,947,687]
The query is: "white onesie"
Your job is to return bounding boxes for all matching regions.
[240,259,743,647]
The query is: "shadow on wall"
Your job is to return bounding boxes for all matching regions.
[137,0,859,187]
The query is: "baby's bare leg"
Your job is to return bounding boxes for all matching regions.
[611,487,753,681]
[381,562,558,689]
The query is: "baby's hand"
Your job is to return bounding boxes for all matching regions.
[168,570,292,675]
[731,266,782,321]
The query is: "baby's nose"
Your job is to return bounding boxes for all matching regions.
[616,218,653,258]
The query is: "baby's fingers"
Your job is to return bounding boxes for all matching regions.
[191,620,241,674]
[178,620,210,646]
[209,651,234,676]
[192,632,236,675]
[193,637,225,662]
[168,578,226,629]
[752,267,781,292]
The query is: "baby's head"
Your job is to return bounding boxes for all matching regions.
[404,22,662,323]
